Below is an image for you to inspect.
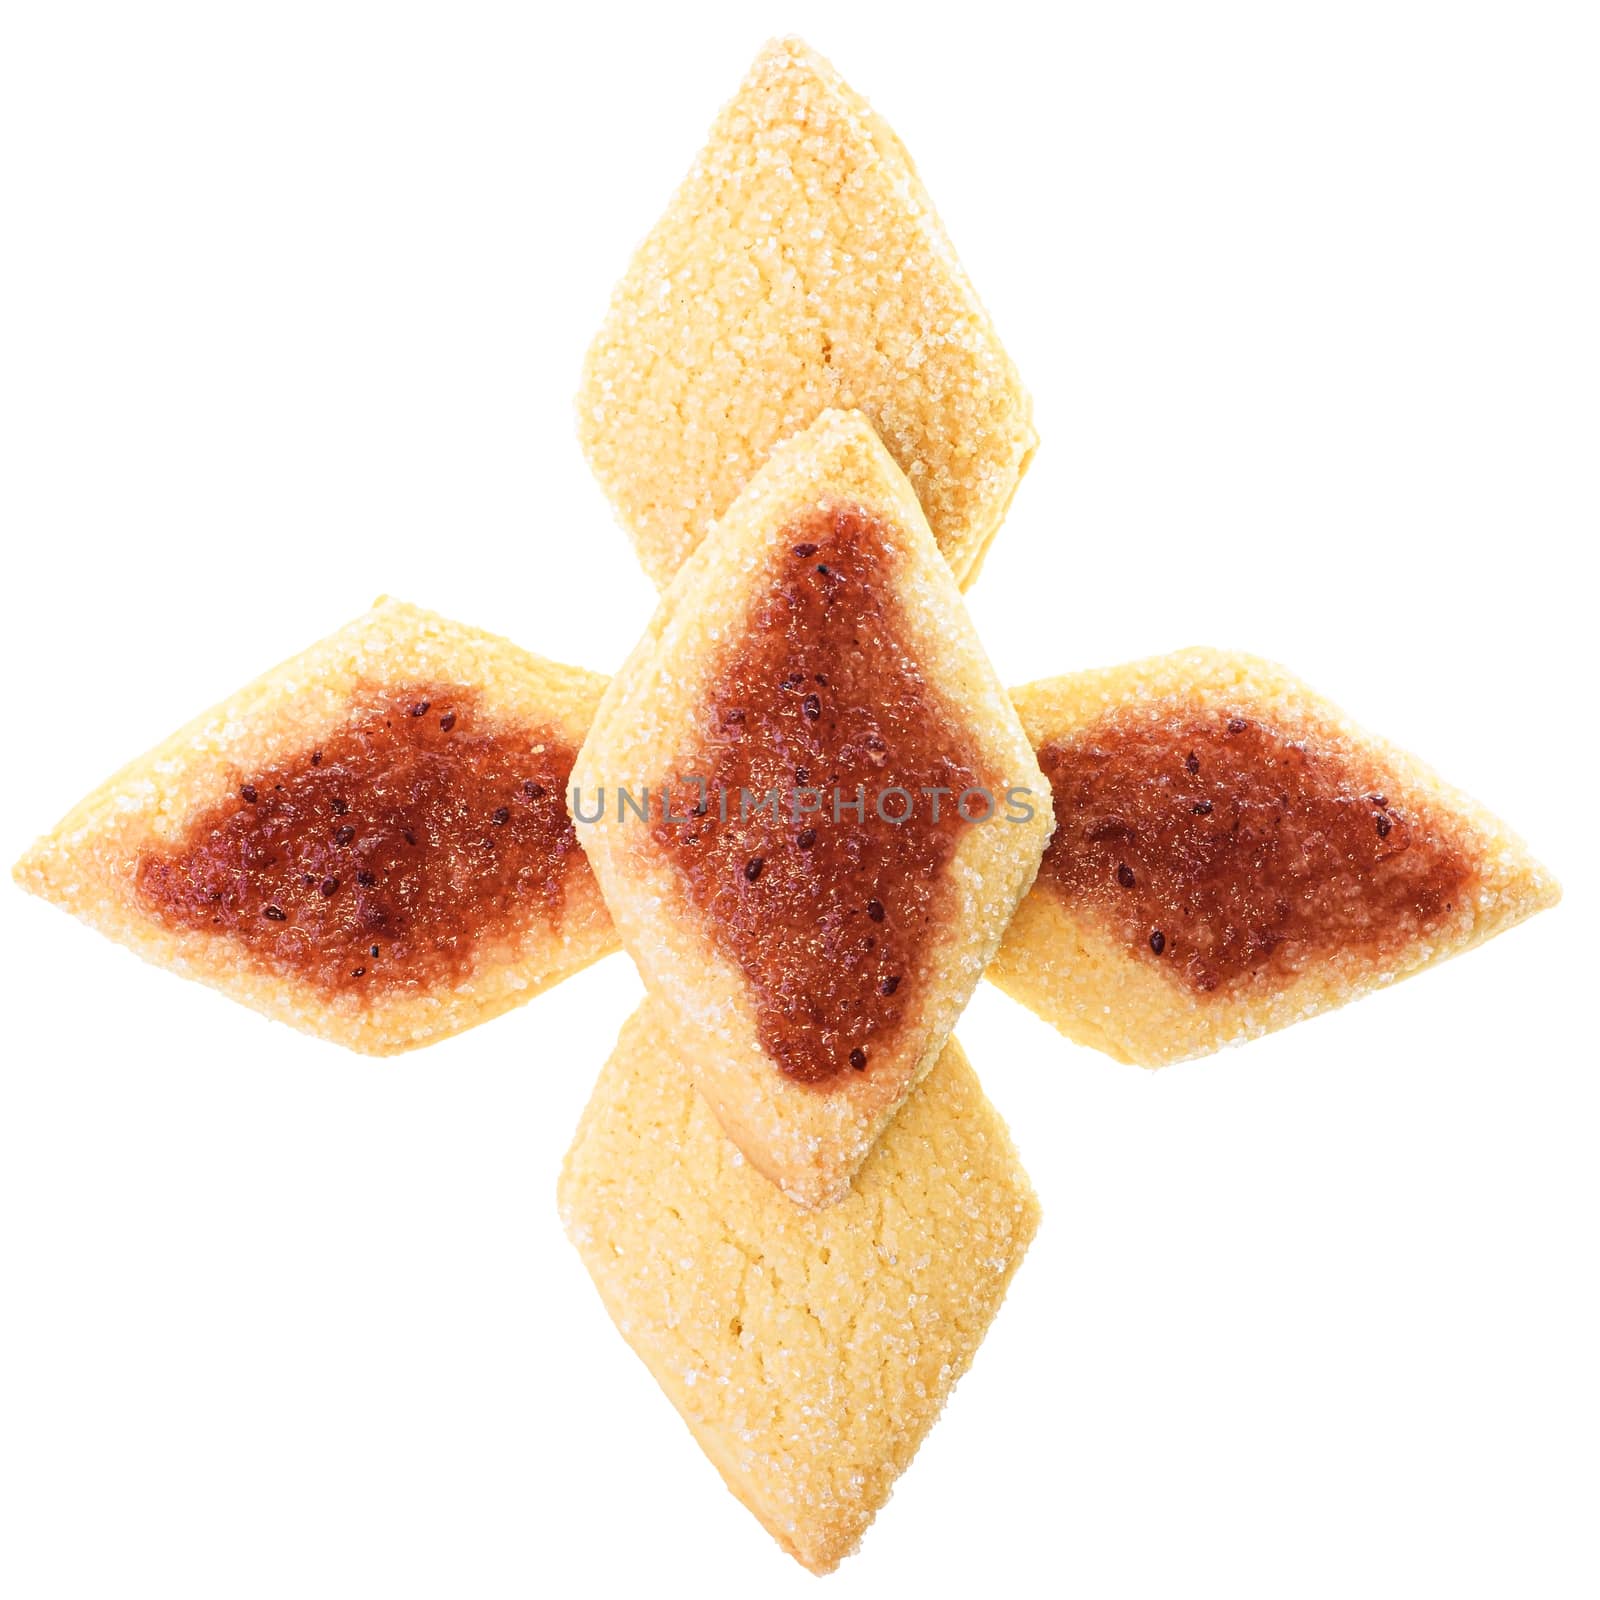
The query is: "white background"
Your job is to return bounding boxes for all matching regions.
[2,3,1595,1595]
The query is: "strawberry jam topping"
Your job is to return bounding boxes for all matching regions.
[649,504,987,1084]
[1037,707,1474,994]
[137,685,580,996]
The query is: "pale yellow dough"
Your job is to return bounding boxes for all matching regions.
[559,1000,1040,1575]
[13,598,618,1055]
[571,409,1053,1207]
[987,649,1560,1066]
[578,35,1036,591]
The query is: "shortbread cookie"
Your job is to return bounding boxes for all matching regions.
[14,598,617,1054]
[987,649,1560,1066]
[559,1000,1039,1574]
[571,410,1052,1207]
[578,35,1035,591]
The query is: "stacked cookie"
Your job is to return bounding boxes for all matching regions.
[13,34,1558,1579]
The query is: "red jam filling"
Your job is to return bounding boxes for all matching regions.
[648,504,986,1085]
[1037,707,1474,994]
[137,685,580,996]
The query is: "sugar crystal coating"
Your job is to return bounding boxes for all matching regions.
[578,37,1035,589]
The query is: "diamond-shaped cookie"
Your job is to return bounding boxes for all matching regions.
[570,410,1052,1206]
[987,649,1560,1065]
[558,1000,1039,1574]
[14,598,617,1054]
[578,35,1035,591]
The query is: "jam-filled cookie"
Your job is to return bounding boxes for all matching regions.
[578,35,1035,592]
[987,649,1560,1066]
[570,410,1052,1207]
[13,598,617,1054]
[559,1000,1039,1575]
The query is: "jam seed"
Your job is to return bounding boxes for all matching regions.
[240,784,259,804]
[439,711,457,732]
[849,1047,867,1070]
[1369,794,1388,809]
[320,877,339,897]
[310,750,322,766]
[796,828,817,851]
[335,825,355,845]
[369,944,380,957]
[351,967,365,977]
[493,807,510,825]
[1149,930,1166,955]
[879,974,900,996]
[867,899,885,922]
[792,542,818,558]
[263,905,286,921]
[1184,752,1199,775]
[744,856,765,882]
[331,797,348,816]
[410,700,430,717]
[357,870,375,887]
[1117,863,1137,889]
[1227,717,1248,734]
[1193,799,1213,816]
[1376,813,1392,838]
[524,781,545,799]
[803,693,821,720]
